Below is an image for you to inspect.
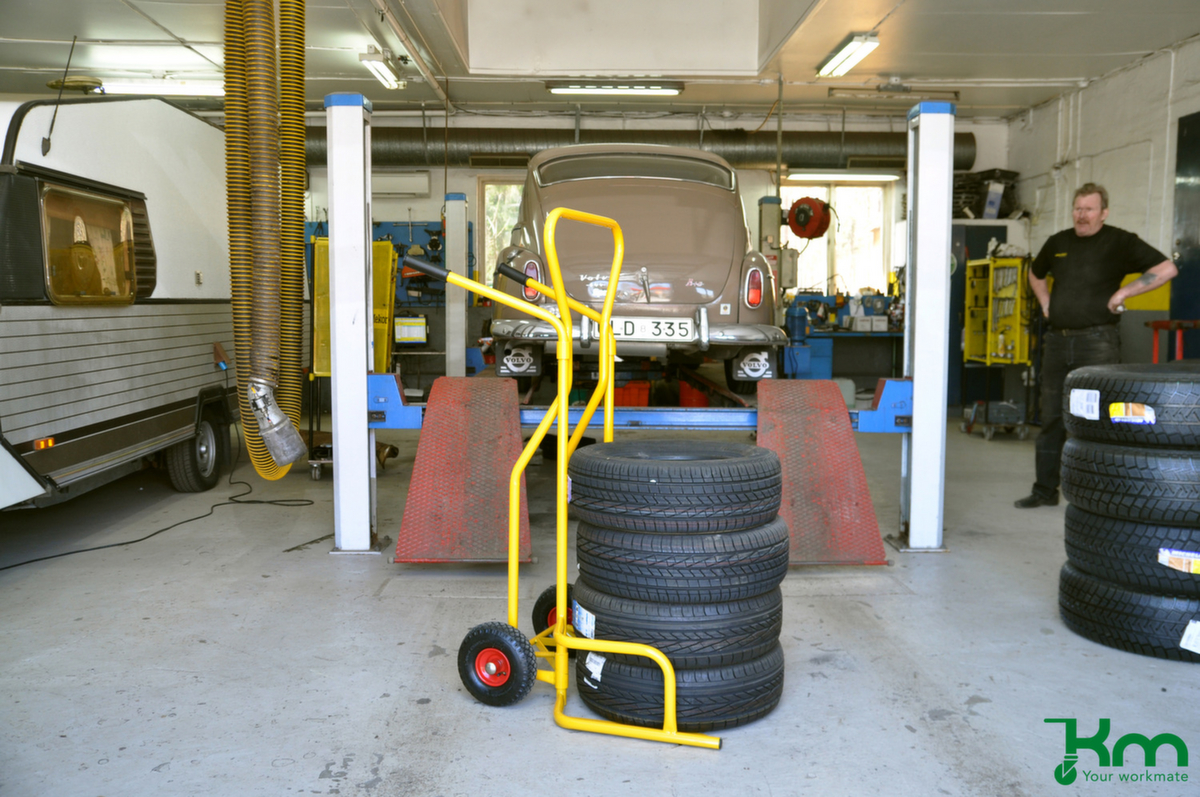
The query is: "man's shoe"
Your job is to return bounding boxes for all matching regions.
[1014,493,1058,508]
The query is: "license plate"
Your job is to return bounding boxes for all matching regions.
[609,317,693,342]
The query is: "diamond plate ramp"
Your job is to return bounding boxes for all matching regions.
[395,377,531,563]
[756,380,886,566]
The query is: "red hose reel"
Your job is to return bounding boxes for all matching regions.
[787,197,832,239]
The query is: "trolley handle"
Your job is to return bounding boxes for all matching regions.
[497,262,530,287]
[401,255,450,282]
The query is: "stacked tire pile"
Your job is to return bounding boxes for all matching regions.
[565,440,789,732]
[1058,362,1200,662]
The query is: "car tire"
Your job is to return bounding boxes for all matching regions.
[568,440,782,533]
[1062,362,1200,447]
[575,643,785,732]
[1064,505,1200,597]
[1058,563,1200,663]
[166,410,227,492]
[1060,439,1200,527]
[575,517,789,604]
[571,579,782,669]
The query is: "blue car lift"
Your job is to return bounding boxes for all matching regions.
[514,378,913,434]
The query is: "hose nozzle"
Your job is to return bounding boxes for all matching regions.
[247,379,307,466]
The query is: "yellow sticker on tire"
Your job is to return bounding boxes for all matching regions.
[1109,402,1156,425]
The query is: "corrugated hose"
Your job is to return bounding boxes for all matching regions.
[225,0,306,478]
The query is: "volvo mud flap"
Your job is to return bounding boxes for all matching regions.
[497,343,542,378]
[731,349,778,381]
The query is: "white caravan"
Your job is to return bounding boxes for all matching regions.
[0,97,235,509]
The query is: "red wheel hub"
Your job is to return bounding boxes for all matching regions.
[546,604,572,628]
[474,647,511,687]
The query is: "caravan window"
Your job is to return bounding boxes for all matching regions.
[42,185,136,304]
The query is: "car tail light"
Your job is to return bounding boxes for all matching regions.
[746,268,763,308]
[523,260,540,301]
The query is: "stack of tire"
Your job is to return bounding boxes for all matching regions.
[562,440,789,732]
[1058,362,1200,662]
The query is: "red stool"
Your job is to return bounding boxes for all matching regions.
[1146,319,1200,362]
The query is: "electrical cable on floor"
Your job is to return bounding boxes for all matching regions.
[0,421,313,573]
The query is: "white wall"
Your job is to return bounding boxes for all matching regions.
[1008,37,1200,256]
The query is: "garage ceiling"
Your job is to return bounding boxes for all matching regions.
[1,0,1198,120]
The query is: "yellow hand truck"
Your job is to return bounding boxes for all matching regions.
[403,207,721,749]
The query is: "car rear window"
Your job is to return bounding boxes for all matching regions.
[536,154,734,190]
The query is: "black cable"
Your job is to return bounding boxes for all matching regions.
[0,416,312,573]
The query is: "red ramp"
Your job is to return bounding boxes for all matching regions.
[756,380,887,566]
[395,377,531,563]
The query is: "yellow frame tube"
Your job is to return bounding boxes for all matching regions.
[517,275,619,452]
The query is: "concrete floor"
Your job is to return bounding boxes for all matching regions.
[1,417,1196,797]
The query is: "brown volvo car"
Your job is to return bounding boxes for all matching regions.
[491,144,785,394]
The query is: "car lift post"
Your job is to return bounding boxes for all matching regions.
[325,92,376,554]
[896,101,956,552]
[444,193,468,377]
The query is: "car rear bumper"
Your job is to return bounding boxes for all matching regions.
[490,317,786,356]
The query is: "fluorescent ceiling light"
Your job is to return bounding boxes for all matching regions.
[817,33,879,78]
[829,88,960,102]
[546,81,683,96]
[102,78,224,97]
[360,46,406,90]
[788,172,901,182]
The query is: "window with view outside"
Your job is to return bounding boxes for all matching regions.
[481,181,523,289]
[779,183,886,295]
[43,185,136,304]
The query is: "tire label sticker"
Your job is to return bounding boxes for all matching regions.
[1069,389,1100,420]
[584,651,606,683]
[572,600,596,639]
[1158,548,1200,574]
[1109,402,1156,425]
[1180,620,1200,655]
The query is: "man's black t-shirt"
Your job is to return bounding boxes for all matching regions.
[1030,225,1167,330]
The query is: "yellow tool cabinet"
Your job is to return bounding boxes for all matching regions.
[964,256,1032,366]
[312,238,398,377]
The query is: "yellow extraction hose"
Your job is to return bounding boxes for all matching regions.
[278,0,305,443]
[224,0,305,479]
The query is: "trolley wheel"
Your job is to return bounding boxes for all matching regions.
[1017,425,1030,441]
[532,583,574,635]
[984,426,995,441]
[458,622,538,707]
[310,464,323,481]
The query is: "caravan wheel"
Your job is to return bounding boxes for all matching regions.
[167,410,227,492]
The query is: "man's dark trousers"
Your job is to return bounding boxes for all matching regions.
[1032,324,1121,499]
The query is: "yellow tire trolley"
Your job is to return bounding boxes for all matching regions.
[403,207,721,749]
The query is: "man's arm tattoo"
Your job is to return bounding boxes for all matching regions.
[1136,273,1159,287]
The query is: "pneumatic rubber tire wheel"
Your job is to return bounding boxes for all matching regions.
[532,583,574,635]
[531,583,577,659]
[1062,362,1200,447]
[1060,438,1200,527]
[568,440,782,533]
[575,517,790,604]
[575,643,785,732]
[166,410,227,493]
[458,622,539,707]
[1064,505,1200,597]
[724,359,758,395]
[1058,563,1200,663]
[573,579,783,669]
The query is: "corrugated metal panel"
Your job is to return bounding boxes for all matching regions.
[0,303,236,444]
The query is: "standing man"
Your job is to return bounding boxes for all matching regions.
[1015,183,1178,508]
